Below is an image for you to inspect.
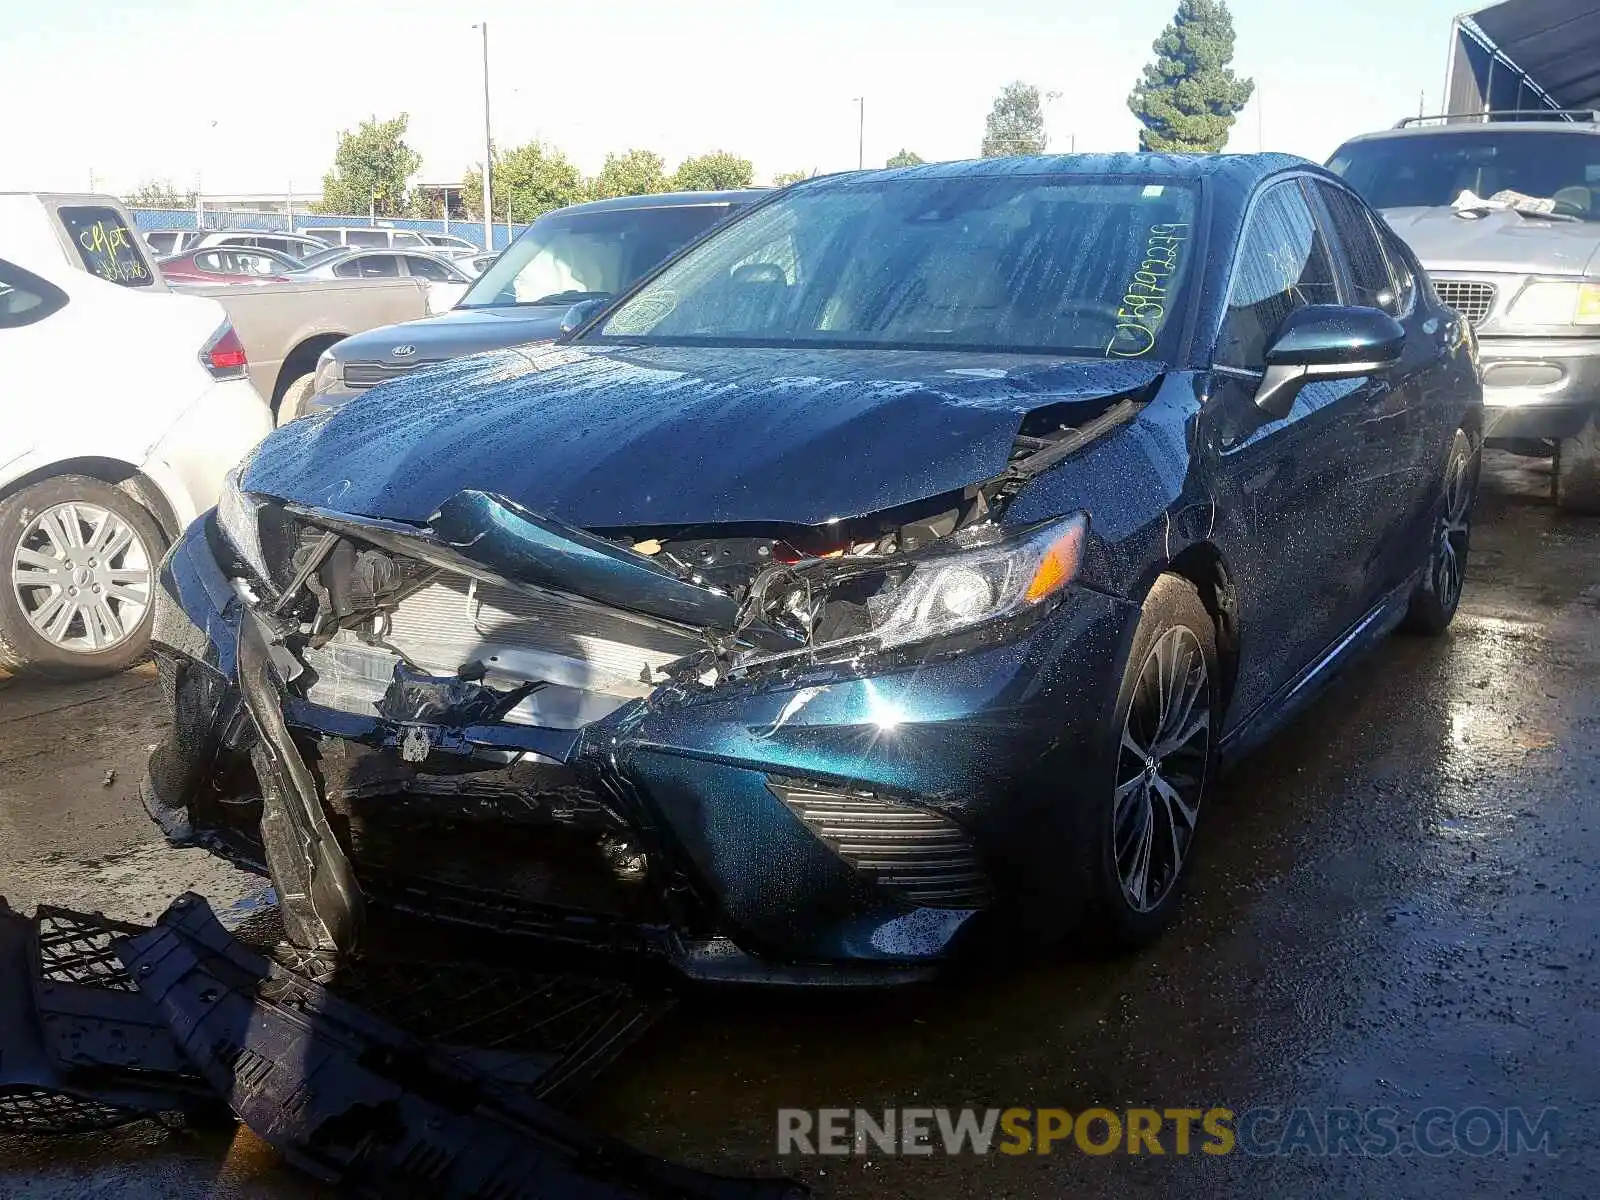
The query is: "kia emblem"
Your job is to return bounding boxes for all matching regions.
[392,345,417,358]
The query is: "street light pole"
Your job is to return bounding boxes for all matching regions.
[854,97,865,169]
[474,21,493,250]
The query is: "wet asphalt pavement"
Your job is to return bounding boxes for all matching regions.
[1,452,1597,1197]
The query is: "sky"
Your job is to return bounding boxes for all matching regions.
[0,0,1469,197]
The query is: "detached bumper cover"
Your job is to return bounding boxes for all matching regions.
[145,514,1134,977]
[0,894,801,1198]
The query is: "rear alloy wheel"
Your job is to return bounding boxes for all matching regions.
[1404,427,1478,636]
[1555,412,1600,514]
[0,475,164,678]
[1080,574,1218,948]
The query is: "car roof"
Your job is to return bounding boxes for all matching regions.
[791,152,1318,190]
[1337,121,1600,147]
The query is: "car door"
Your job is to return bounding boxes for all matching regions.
[1306,178,1436,602]
[1199,178,1374,724]
[0,259,70,471]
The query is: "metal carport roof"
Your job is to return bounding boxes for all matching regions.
[1448,2,1600,117]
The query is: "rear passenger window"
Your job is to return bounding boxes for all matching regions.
[1312,182,1396,312]
[0,259,69,329]
[1218,181,1340,369]
[56,205,156,288]
[347,229,388,248]
[335,255,399,279]
[404,255,453,281]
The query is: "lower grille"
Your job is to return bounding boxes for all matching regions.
[767,776,992,909]
[342,359,439,388]
[1434,279,1496,326]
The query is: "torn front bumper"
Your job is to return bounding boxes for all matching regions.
[143,514,1135,983]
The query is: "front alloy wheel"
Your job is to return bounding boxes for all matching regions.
[1068,572,1218,950]
[1113,626,1212,914]
[1404,427,1477,635]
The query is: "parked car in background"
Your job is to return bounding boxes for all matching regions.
[285,248,473,315]
[190,231,332,259]
[421,233,481,254]
[1329,111,1600,511]
[158,246,302,285]
[300,226,430,250]
[147,156,1481,979]
[142,229,206,257]
[0,195,272,677]
[301,190,762,414]
[464,251,499,276]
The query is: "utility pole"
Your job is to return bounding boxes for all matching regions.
[854,97,864,169]
[474,21,494,250]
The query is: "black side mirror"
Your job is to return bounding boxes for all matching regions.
[560,297,611,336]
[1254,304,1405,419]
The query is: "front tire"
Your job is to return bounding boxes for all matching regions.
[1403,427,1478,636]
[0,475,165,679]
[1555,412,1600,514]
[1079,574,1219,949]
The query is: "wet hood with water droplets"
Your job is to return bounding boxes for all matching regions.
[242,344,1161,529]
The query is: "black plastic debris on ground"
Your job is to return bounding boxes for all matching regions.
[116,894,804,1198]
[0,901,207,1135]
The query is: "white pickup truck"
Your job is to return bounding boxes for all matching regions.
[0,193,424,677]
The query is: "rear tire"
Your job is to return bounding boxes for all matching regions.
[0,475,165,679]
[1074,574,1219,950]
[276,372,315,425]
[1555,413,1600,514]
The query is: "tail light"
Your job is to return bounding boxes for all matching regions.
[200,323,248,379]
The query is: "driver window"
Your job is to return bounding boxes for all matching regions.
[1217,181,1339,370]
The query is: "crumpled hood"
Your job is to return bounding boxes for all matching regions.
[328,304,569,365]
[1380,206,1600,276]
[242,344,1160,529]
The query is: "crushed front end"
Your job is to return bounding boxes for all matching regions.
[144,429,1137,984]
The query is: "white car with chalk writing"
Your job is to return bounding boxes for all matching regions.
[0,193,273,678]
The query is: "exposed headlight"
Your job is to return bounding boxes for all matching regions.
[311,348,342,395]
[215,467,271,583]
[741,514,1088,667]
[1506,280,1600,326]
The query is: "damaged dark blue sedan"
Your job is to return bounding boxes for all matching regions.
[143,154,1482,983]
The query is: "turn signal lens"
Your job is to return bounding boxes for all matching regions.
[1024,522,1086,603]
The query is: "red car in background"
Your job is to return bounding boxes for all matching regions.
[157,246,301,285]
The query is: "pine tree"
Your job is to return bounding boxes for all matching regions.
[1128,0,1254,153]
[981,83,1048,158]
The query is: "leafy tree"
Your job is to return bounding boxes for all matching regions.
[886,149,925,168]
[316,114,422,216]
[590,149,669,200]
[771,169,814,186]
[124,180,195,209]
[462,141,585,222]
[981,83,1047,158]
[1128,0,1254,152]
[671,152,755,191]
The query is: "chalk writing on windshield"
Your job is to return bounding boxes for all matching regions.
[1106,222,1188,358]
